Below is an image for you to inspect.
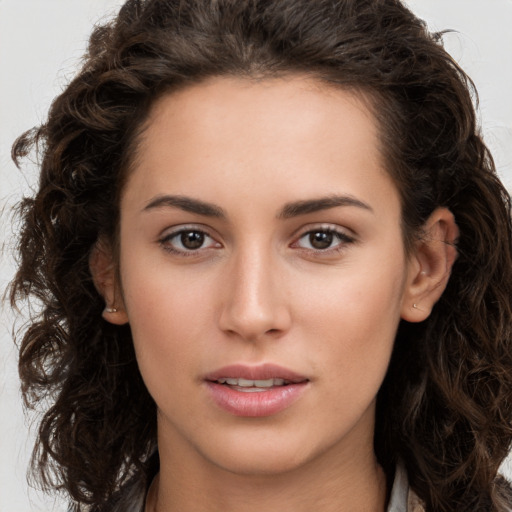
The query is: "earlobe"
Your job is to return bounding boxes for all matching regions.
[89,238,129,325]
[401,208,459,323]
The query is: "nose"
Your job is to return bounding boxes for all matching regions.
[218,245,292,341]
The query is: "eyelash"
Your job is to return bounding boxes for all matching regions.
[158,226,355,256]
[159,227,219,256]
[292,227,355,254]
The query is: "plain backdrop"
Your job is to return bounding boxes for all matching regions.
[1,1,511,511]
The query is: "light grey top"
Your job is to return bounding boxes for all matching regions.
[387,462,410,512]
[388,462,424,512]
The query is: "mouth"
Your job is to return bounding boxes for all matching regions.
[204,364,309,416]
[205,363,309,388]
[211,377,300,392]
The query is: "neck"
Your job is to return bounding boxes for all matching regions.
[146,431,387,512]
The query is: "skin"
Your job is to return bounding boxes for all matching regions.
[92,76,458,511]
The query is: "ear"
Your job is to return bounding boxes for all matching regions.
[89,238,129,325]
[401,208,459,322]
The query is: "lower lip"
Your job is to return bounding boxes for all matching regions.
[205,381,308,417]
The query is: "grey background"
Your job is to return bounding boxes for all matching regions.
[1,1,511,510]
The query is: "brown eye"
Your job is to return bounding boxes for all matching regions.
[160,228,220,254]
[181,231,205,249]
[294,228,354,252]
[309,231,333,249]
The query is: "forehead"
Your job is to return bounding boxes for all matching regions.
[123,76,400,221]
[143,76,379,154]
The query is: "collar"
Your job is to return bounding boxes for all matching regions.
[387,462,425,512]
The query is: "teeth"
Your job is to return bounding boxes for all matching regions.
[216,377,286,387]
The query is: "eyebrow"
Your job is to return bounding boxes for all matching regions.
[278,195,373,218]
[142,193,373,219]
[143,195,226,217]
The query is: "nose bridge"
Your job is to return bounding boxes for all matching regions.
[218,237,290,339]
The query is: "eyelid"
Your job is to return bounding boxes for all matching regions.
[292,222,356,240]
[290,224,356,252]
[158,224,222,255]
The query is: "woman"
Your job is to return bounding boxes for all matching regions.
[9,0,512,510]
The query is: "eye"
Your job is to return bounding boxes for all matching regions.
[294,228,354,251]
[159,228,220,254]
[177,230,207,250]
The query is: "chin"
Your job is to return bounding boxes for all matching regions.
[214,451,311,477]
[197,432,321,477]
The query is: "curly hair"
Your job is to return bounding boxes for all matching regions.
[10,0,512,510]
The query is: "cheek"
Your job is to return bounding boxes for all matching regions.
[295,248,406,332]
[294,249,407,378]
[119,256,217,381]
[302,277,404,430]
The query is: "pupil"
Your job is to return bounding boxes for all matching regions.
[310,231,333,249]
[181,231,204,249]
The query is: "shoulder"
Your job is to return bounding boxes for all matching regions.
[395,468,512,512]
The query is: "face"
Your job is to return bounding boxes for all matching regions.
[112,76,416,476]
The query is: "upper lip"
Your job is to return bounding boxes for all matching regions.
[204,364,309,383]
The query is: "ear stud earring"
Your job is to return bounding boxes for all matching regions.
[413,303,418,309]
[105,306,118,313]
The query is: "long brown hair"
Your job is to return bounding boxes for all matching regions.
[10,1,512,510]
